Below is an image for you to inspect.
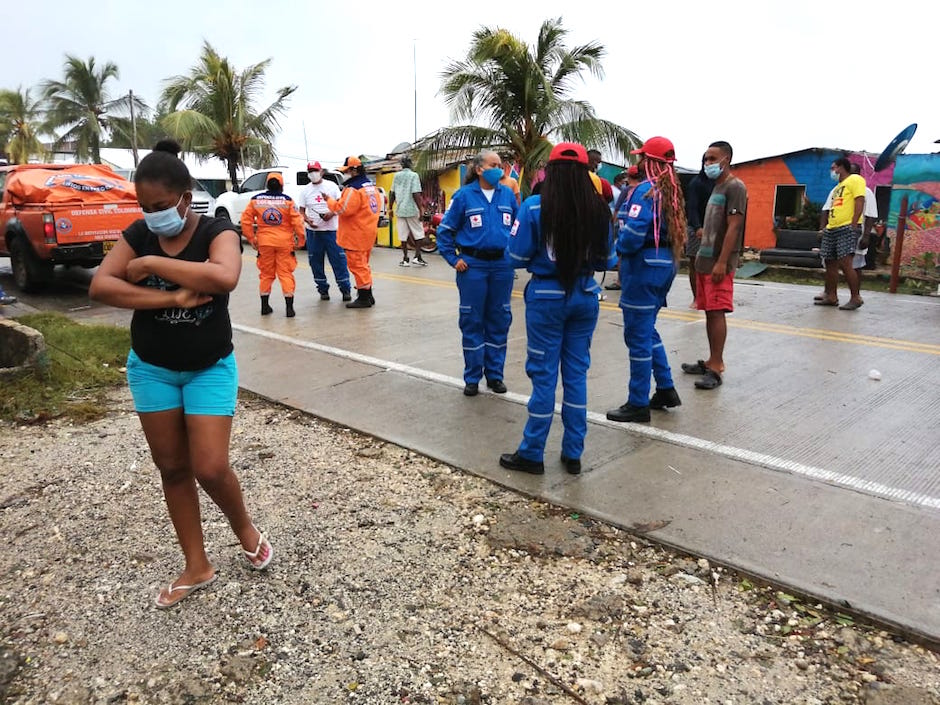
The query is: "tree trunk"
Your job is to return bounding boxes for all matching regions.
[227,156,240,192]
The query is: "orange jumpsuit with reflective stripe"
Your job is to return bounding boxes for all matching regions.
[241,191,306,296]
[324,176,380,290]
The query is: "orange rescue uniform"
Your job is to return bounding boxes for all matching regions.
[323,175,380,290]
[241,191,306,296]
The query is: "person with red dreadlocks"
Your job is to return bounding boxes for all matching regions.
[606,137,687,423]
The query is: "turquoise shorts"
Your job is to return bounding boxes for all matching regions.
[126,350,238,416]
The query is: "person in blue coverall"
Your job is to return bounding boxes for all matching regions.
[606,136,687,423]
[499,143,616,475]
[436,150,518,396]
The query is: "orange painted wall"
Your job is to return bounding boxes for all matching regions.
[733,159,797,249]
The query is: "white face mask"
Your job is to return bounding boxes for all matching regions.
[308,171,322,184]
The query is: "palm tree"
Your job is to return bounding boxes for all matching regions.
[160,41,296,190]
[417,18,640,195]
[42,55,144,163]
[0,86,46,164]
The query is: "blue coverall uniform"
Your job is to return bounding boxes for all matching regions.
[508,195,617,462]
[616,181,677,407]
[437,181,518,385]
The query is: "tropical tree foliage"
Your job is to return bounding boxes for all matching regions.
[107,112,170,152]
[0,87,46,164]
[42,55,144,163]
[417,18,640,195]
[160,41,296,189]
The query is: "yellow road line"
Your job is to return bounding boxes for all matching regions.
[374,271,940,356]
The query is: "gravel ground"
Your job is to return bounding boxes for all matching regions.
[0,389,938,705]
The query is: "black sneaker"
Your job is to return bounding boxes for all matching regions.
[560,454,582,475]
[463,383,479,397]
[486,379,507,394]
[649,387,682,410]
[606,404,651,423]
[499,452,545,475]
[341,291,352,302]
[414,258,428,267]
[320,292,330,301]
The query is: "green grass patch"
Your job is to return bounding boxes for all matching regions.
[3,313,130,424]
[679,263,937,296]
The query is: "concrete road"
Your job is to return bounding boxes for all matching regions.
[4,245,940,645]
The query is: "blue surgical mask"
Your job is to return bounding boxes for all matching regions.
[144,195,187,237]
[481,167,503,187]
[704,163,723,180]
[830,170,839,182]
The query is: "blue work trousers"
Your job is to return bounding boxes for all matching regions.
[306,229,350,295]
[518,286,599,462]
[619,261,676,406]
[455,258,513,384]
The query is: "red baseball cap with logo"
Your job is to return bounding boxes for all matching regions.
[337,156,363,172]
[631,136,676,163]
[548,142,589,165]
[626,165,640,177]
[307,161,322,171]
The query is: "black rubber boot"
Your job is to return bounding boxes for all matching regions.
[366,288,375,305]
[285,296,295,318]
[345,289,373,309]
[261,295,273,315]
[606,403,651,423]
[649,387,682,410]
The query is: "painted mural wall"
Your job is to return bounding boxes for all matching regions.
[887,153,940,263]
[732,149,889,250]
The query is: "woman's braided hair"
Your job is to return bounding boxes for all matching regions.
[642,158,687,263]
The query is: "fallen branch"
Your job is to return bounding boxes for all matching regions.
[474,624,590,705]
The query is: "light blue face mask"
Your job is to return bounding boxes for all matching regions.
[144,194,187,237]
[830,170,840,182]
[481,167,503,187]
[704,162,723,180]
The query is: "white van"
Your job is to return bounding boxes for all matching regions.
[214,167,387,230]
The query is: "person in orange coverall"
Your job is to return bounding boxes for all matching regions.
[240,173,305,317]
[323,156,381,309]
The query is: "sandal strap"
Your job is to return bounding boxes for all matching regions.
[244,531,267,559]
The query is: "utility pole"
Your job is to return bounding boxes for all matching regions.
[413,40,418,143]
[129,90,139,167]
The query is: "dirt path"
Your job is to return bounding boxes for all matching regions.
[0,391,937,704]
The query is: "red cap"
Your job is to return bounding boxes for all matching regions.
[337,156,363,172]
[307,161,322,171]
[548,142,589,165]
[630,136,676,163]
[626,165,640,177]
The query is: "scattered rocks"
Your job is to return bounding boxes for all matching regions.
[1,389,937,704]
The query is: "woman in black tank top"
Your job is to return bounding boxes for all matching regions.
[90,141,272,609]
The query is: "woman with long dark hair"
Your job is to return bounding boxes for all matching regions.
[499,142,615,475]
[606,136,687,423]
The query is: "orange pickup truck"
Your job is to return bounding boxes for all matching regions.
[0,164,142,291]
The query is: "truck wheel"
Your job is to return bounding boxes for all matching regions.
[215,207,231,221]
[10,236,52,292]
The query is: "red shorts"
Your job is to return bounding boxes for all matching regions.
[695,271,734,312]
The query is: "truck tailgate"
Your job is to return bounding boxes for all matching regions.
[53,201,142,249]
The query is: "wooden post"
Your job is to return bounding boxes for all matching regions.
[889,194,908,293]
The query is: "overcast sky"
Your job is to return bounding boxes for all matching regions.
[6,0,938,173]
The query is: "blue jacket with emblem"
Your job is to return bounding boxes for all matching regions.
[437,181,518,266]
[509,194,617,295]
[615,180,677,309]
